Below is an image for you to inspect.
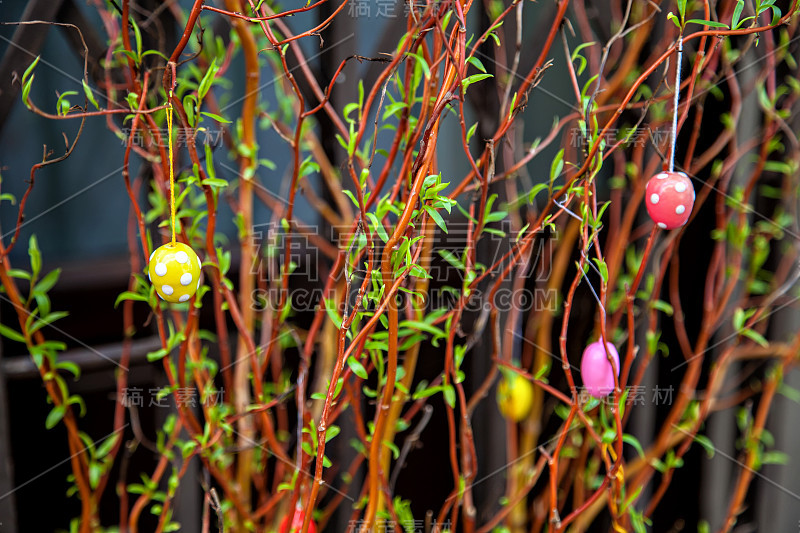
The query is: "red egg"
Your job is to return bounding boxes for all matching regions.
[279,508,317,533]
[644,171,695,230]
[580,341,620,398]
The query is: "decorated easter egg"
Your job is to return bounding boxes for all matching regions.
[147,242,202,303]
[580,341,620,398]
[644,171,695,230]
[279,508,317,533]
[497,372,534,421]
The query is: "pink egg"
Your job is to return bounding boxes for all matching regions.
[580,341,620,398]
[644,171,695,230]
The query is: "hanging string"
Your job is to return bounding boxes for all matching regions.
[668,35,683,173]
[166,88,176,245]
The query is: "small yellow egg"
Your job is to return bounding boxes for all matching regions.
[147,242,202,303]
[497,373,534,421]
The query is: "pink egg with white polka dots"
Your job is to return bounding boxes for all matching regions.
[645,171,695,230]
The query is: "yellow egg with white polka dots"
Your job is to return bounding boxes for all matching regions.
[147,242,202,303]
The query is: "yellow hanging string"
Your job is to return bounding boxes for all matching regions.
[166,88,176,245]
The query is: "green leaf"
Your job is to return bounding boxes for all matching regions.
[410,264,432,279]
[325,425,341,443]
[742,328,769,348]
[438,249,464,270]
[0,323,25,343]
[550,149,565,184]
[686,19,729,28]
[762,450,789,465]
[68,395,85,418]
[383,439,400,460]
[677,0,687,21]
[461,73,493,93]
[651,299,674,316]
[731,0,744,29]
[482,227,506,237]
[115,291,149,307]
[592,258,608,283]
[34,268,61,295]
[197,59,219,100]
[347,356,368,380]
[142,49,169,61]
[694,434,715,458]
[424,205,447,233]
[89,463,102,489]
[483,210,508,223]
[56,360,81,380]
[82,79,99,110]
[28,235,41,279]
[622,434,645,458]
[342,189,359,208]
[466,122,479,144]
[200,111,231,123]
[466,56,487,73]
[399,320,445,339]
[183,94,197,127]
[22,77,35,108]
[367,212,389,243]
[442,384,456,408]
[301,441,314,457]
[411,52,430,79]
[382,101,407,121]
[733,307,745,331]
[5,269,28,280]
[570,42,595,76]
[131,18,142,61]
[649,457,667,473]
[57,91,79,116]
[95,433,120,459]
[29,311,69,334]
[22,56,40,85]
[412,382,442,400]
[147,348,168,362]
[770,6,782,25]
[778,382,800,404]
[200,178,229,188]
[602,429,617,444]
[325,300,343,329]
[46,405,66,429]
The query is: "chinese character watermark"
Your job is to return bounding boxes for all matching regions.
[119,387,225,407]
[120,128,225,148]
[347,519,451,533]
[569,126,670,148]
[571,385,674,406]
[249,221,559,313]
[347,0,433,18]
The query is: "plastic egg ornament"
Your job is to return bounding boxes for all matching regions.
[580,341,620,399]
[497,372,534,421]
[147,242,202,303]
[279,508,317,533]
[645,171,695,230]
